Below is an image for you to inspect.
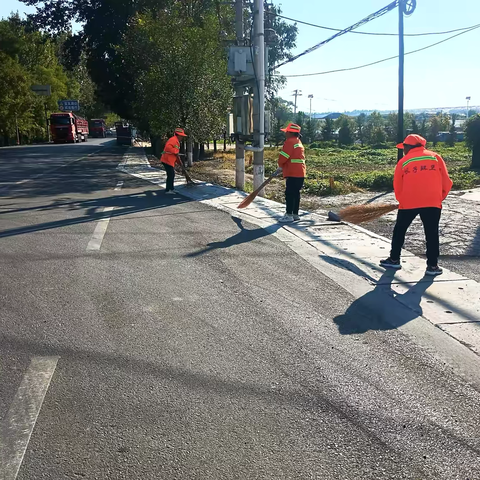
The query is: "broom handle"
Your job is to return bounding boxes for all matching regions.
[252,168,283,194]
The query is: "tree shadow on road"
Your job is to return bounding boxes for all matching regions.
[0,146,125,199]
[0,189,193,239]
[334,270,434,335]
[186,217,282,258]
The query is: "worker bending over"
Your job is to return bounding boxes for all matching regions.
[161,128,187,194]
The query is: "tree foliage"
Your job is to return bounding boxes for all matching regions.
[428,112,450,146]
[0,15,71,144]
[269,96,294,145]
[336,115,355,146]
[465,114,480,168]
[321,118,334,141]
[121,8,231,141]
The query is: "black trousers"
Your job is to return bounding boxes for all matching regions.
[162,162,175,191]
[285,177,305,214]
[390,207,441,266]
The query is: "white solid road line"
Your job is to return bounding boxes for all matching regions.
[86,181,123,251]
[0,356,59,480]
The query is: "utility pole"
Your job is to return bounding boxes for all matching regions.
[466,96,471,118]
[44,103,50,143]
[397,2,405,161]
[235,0,245,190]
[292,89,302,115]
[397,0,416,160]
[251,0,265,192]
[308,94,313,120]
[15,114,20,145]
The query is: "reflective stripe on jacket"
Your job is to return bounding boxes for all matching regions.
[393,147,453,209]
[160,135,180,167]
[278,137,306,178]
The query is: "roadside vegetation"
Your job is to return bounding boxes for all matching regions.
[190,142,480,200]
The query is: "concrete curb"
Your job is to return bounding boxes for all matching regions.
[118,147,480,360]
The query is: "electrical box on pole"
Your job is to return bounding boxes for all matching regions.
[233,94,254,136]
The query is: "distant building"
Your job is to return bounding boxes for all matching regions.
[313,112,343,121]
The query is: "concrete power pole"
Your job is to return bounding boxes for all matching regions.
[250,0,265,193]
[235,0,245,190]
[292,89,302,115]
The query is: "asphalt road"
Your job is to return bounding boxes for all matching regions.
[1,142,479,479]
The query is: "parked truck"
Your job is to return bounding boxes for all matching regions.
[50,112,89,143]
[115,121,136,146]
[89,118,107,138]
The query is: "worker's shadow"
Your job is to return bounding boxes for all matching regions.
[186,216,282,258]
[334,270,434,334]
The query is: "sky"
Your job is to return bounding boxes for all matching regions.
[2,0,479,114]
[274,0,480,113]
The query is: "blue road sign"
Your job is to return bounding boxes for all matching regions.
[58,100,80,112]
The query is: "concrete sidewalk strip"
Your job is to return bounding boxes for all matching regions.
[119,147,480,356]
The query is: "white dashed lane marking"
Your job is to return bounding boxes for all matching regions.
[0,356,59,480]
[86,181,123,252]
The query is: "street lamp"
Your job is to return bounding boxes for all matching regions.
[466,96,471,118]
[308,94,314,120]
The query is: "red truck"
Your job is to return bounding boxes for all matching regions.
[50,112,89,143]
[89,118,107,138]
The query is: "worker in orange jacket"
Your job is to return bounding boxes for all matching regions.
[381,134,453,276]
[277,123,306,223]
[161,128,187,194]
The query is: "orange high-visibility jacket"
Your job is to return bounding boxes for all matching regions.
[393,146,453,210]
[278,137,306,178]
[161,135,180,167]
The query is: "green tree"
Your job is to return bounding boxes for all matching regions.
[0,15,73,143]
[321,118,334,141]
[446,113,457,147]
[303,118,318,144]
[0,52,36,145]
[419,117,428,138]
[336,114,355,146]
[410,118,420,135]
[23,0,298,122]
[122,9,231,142]
[294,111,307,128]
[364,111,385,145]
[355,113,366,146]
[269,96,294,145]
[428,113,450,146]
[385,113,398,142]
[465,114,480,168]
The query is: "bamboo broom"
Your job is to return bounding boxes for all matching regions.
[237,168,283,209]
[337,203,399,224]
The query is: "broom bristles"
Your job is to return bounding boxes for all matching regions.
[339,203,398,224]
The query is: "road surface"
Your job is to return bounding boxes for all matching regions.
[1,141,479,479]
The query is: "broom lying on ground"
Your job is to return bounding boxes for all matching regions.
[335,203,399,224]
[237,168,283,209]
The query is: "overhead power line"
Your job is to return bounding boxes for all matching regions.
[271,0,398,70]
[268,12,480,37]
[274,24,480,78]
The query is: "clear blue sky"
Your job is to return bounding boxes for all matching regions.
[2,0,479,113]
[276,0,479,113]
